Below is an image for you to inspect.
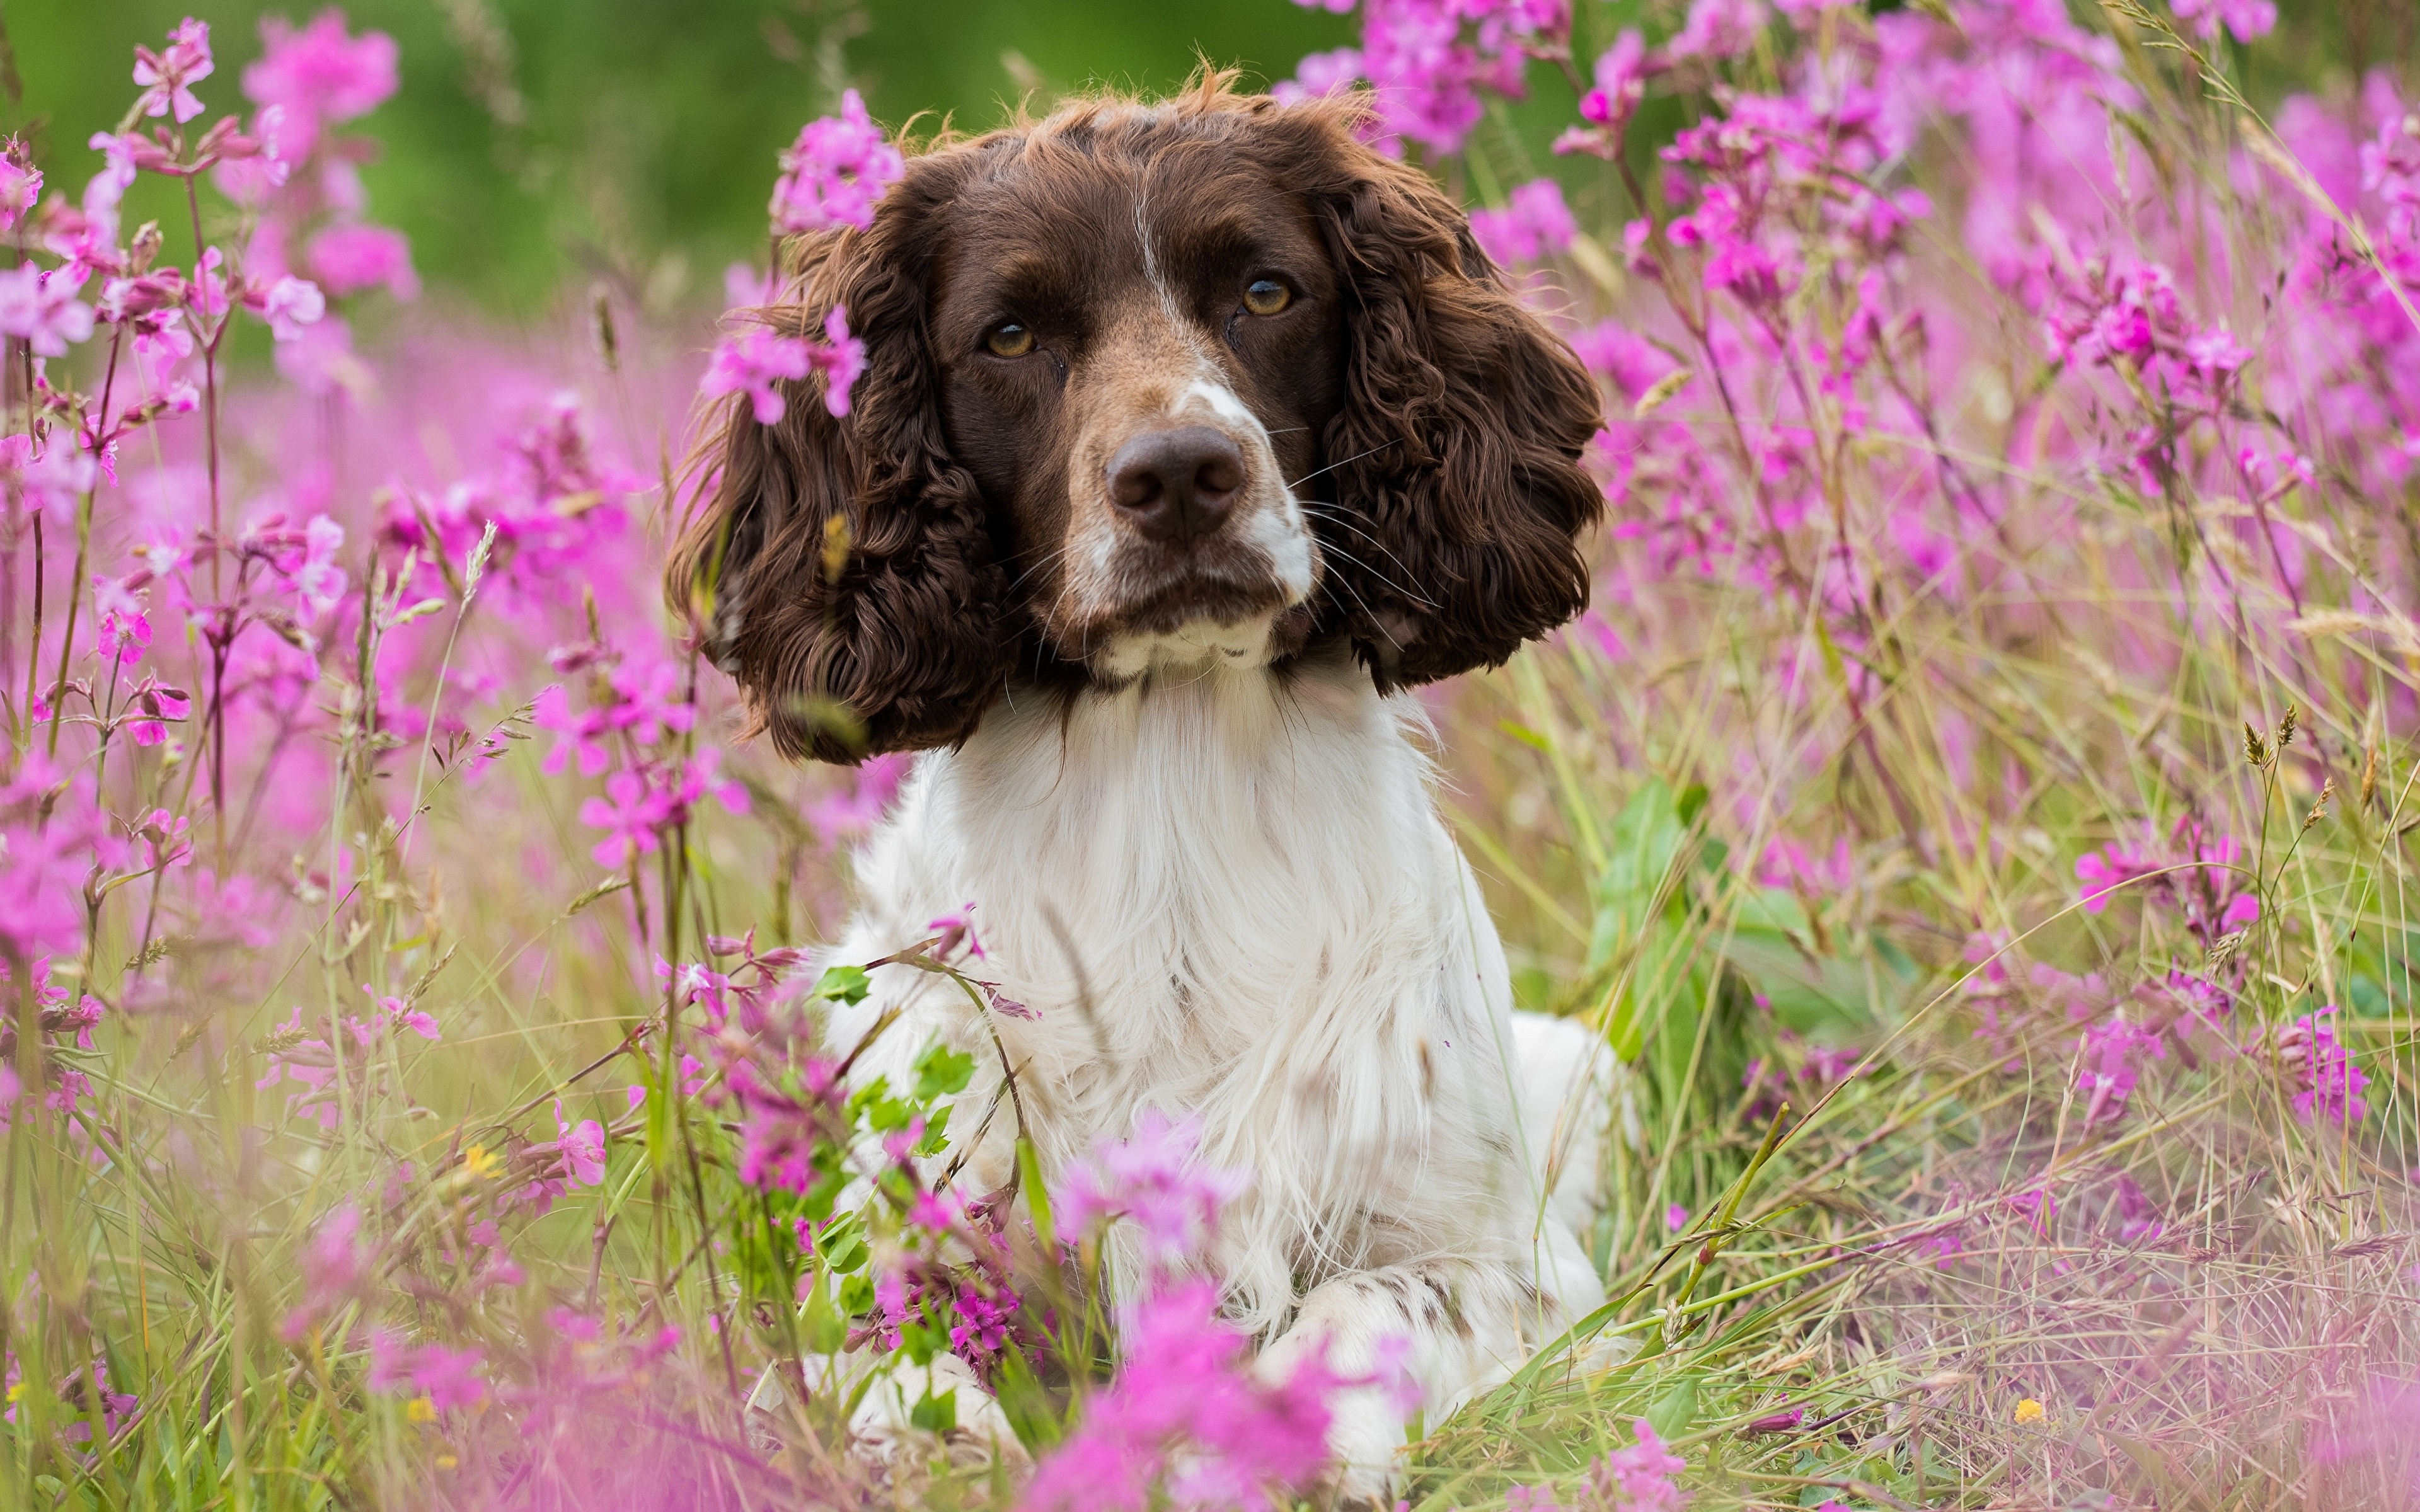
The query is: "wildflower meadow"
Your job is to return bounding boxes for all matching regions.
[3,0,2417,1508]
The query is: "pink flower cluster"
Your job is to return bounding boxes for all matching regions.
[1470,178,1579,267]
[770,88,906,234]
[2076,1016,2165,1126]
[1020,1278,1345,1511]
[2075,820,2259,949]
[2274,1008,2370,1126]
[1054,1109,1251,1267]
[253,988,442,1129]
[367,1331,487,1411]
[1282,0,1572,155]
[1502,1418,1691,1511]
[1025,1117,1364,1509]
[700,307,867,425]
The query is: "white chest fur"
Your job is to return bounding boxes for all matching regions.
[825,644,1593,1337]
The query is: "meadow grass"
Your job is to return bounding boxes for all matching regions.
[4,1,2417,1509]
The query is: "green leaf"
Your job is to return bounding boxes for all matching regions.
[816,964,872,1005]
[914,1043,976,1101]
[913,1104,955,1157]
[909,1380,958,1434]
[838,1271,876,1315]
[991,1349,1064,1452]
[1018,1137,1057,1257]
[1731,886,1812,939]
[1589,780,1690,975]
[817,1211,867,1274]
[1675,782,1710,826]
[802,1268,847,1352]
[1647,1375,1700,1440]
[1720,936,1880,1036]
[1497,719,1553,752]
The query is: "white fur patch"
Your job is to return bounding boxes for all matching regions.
[1248,496,1317,603]
[1096,610,1284,681]
[1182,377,1257,429]
[819,647,1618,1494]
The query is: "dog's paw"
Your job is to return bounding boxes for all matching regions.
[1313,1389,1410,1507]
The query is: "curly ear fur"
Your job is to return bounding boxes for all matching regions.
[664,164,1011,765]
[1296,110,1605,689]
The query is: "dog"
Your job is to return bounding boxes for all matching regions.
[670,76,1618,1499]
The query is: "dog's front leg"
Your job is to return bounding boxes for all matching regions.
[1255,1257,1573,1504]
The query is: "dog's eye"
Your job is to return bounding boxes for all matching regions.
[985,322,1036,358]
[1243,280,1292,316]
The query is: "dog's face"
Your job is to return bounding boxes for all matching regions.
[671,83,1606,762]
[930,149,1347,680]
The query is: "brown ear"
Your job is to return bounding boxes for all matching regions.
[1303,117,1604,689]
[665,175,1010,765]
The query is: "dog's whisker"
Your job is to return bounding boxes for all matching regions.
[1003,540,1080,598]
[1310,539,1433,616]
[1298,503,1439,606]
[1285,438,1400,493]
[1306,552,1409,650]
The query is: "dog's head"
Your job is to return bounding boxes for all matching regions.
[668,79,1604,763]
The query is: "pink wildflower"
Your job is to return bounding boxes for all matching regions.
[133,18,214,125]
[927,905,986,963]
[1578,31,1649,132]
[0,265,96,357]
[579,768,669,868]
[0,142,40,232]
[1055,1110,1250,1267]
[769,89,905,234]
[280,1203,367,1339]
[1668,0,1766,60]
[243,11,399,158]
[1744,1405,1805,1435]
[2076,1016,2164,1125]
[291,513,348,617]
[1019,1278,1340,1511]
[307,222,418,299]
[701,327,814,425]
[93,576,153,667]
[1470,178,1579,267]
[1272,47,1364,107]
[813,305,867,416]
[806,750,909,845]
[2276,1007,2370,1125]
[55,1361,138,1445]
[551,1099,608,1186]
[255,275,326,341]
[362,985,439,1041]
[2075,840,2156,912]
[1581,1418,1690,1512]
[732,1070,842,1194]
[123,679,192,747]
[367,1332,487,1411]
[2171,0,2276,42]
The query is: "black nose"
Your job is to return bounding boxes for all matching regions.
[1107,426,1245,546]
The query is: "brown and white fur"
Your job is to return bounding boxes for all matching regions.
[670,77,1619,1499]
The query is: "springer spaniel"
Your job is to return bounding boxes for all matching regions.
[672,78,1617,1498]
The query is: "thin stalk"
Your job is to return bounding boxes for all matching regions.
[47,327,124,760]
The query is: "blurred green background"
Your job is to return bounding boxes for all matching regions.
[8,0,2404,320]
[9,0,1367,319]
